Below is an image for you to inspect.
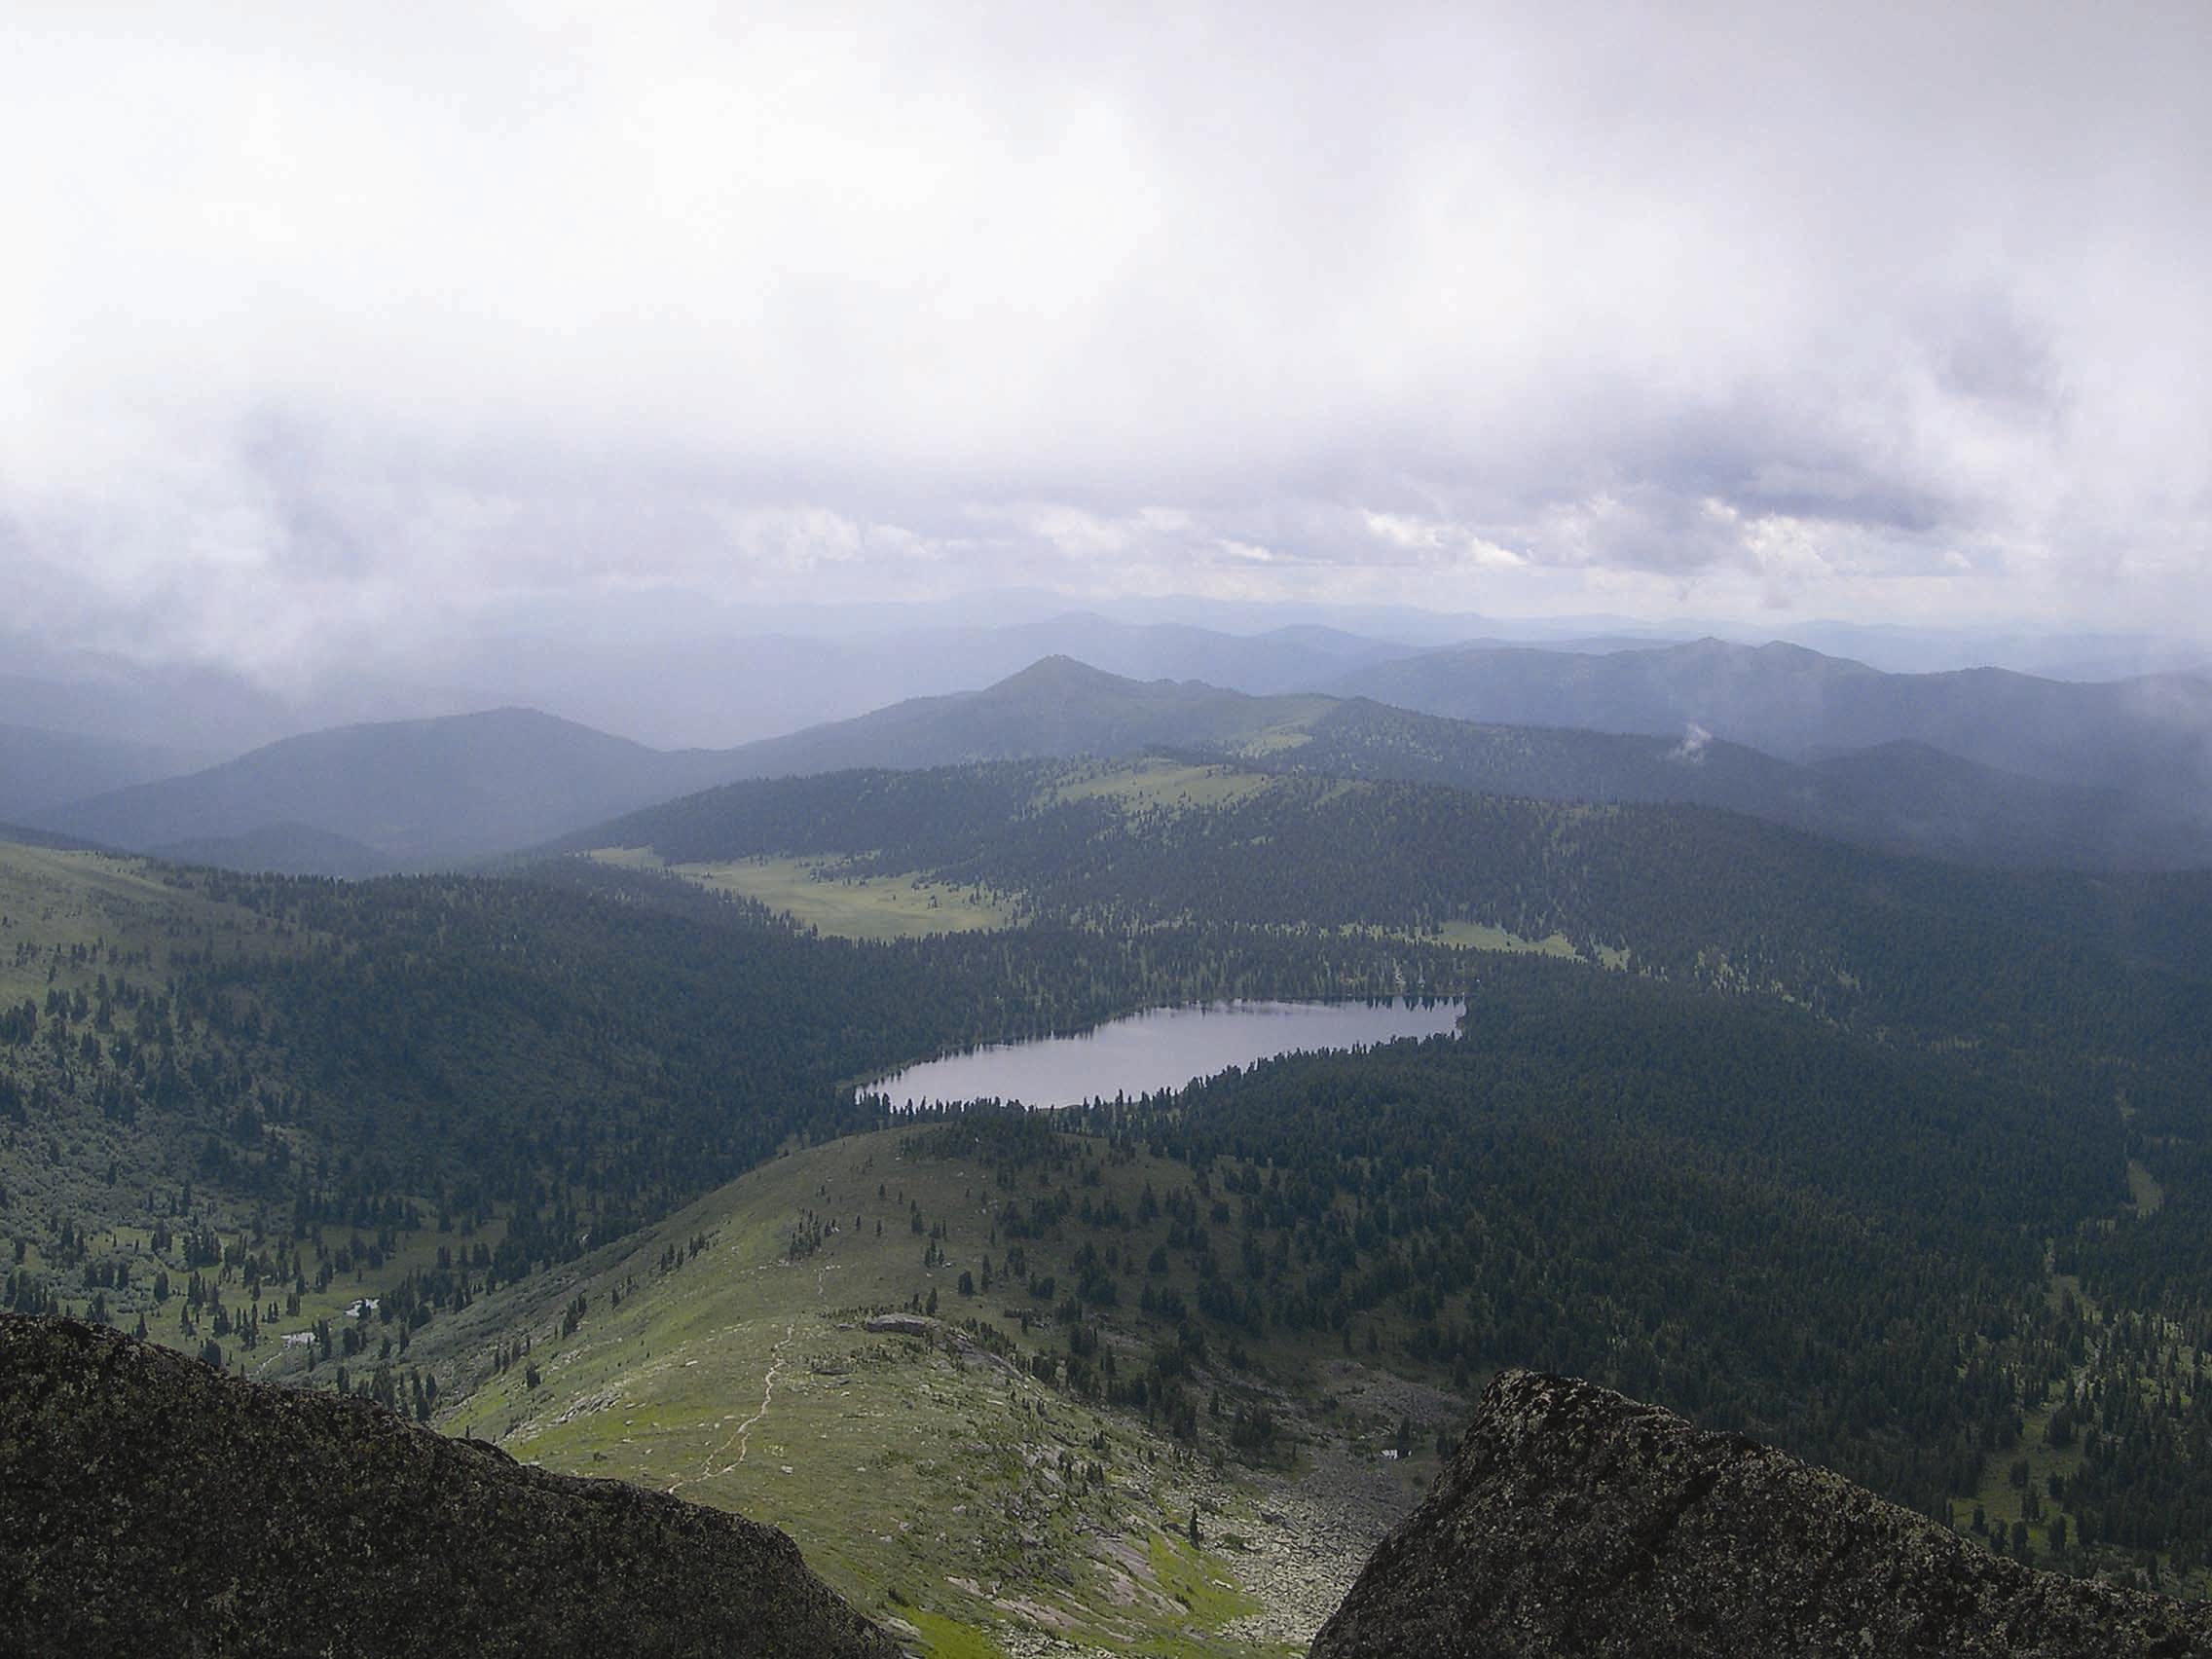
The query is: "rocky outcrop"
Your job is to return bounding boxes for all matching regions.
[864,1311,1017,1375]
[863,1312,940,1339]
[1311,1369,2212,1658]
[0,1315,900,1659]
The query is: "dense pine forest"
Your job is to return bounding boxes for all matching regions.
[893,952,2212,1582]
[586,756,2212,1069]
[0,845,1455,1349]
[8,741,2212,1594]
[571,756,2212,1585]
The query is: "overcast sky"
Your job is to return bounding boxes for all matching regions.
[3,1,2208,681]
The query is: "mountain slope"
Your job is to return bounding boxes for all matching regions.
[1335,638,2212,816]
[67,653,2202,877]
[35,707,749,868]
[1793,738,2209,868]
[389,1123,1358,1658]
[1286,700,2212,869]
[0,831,1441,1384]
[0,1314,897,1659]
[23,666,1325,874]
[0,723,189,821]
[445,609,1420,747]
[149,822,401,879]
[419,953,2212,1630]
[1311,1369,2212,1657]
[566,754,2212,1018]
[719,654,1330,779]
[704,659,2212,869]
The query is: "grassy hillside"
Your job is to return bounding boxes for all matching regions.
[586,847,1018,941]
[388,1124,1452,1658]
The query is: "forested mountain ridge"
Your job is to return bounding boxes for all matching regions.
[713,653,1331,779]
[29,654,2212,877]
[1276,698,2212,869]
[13,661,1319,878]
[676,657,2212,870]
[565,754,2212,1067]
[1333,635,2212,818]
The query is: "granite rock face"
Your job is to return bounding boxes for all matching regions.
[1311,1368,2212,1659]
[0,1315,901,1659]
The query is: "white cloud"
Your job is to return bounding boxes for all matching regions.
[1,0,2208,676]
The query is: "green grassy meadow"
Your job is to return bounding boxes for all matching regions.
[1047,757,1282,813]
[404,1124,1448,1657]
[0,844,244,1002]
[588,846,1018,940]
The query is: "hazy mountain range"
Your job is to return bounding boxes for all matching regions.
[9,608,2208,756]
[1276,699,2212,872]
[1334,639,2212,816]
[0,723,196,822]
[19,640,2212,876]
[36,707,745,868]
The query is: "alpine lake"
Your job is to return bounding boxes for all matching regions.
[859,996,1466,1110]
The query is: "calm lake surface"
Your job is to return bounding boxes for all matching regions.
[861,997,1465,1110]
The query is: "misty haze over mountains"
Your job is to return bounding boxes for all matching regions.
[9,602,2208,756]
[1333,641,2212,812]
[14,609,2212,878]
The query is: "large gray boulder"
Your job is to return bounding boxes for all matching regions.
[1312,1368,2212,1658]
[0,1315,901,1658]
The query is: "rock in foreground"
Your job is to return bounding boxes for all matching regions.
[1312,1369,2212,1658]
[0,1315,900,1659]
